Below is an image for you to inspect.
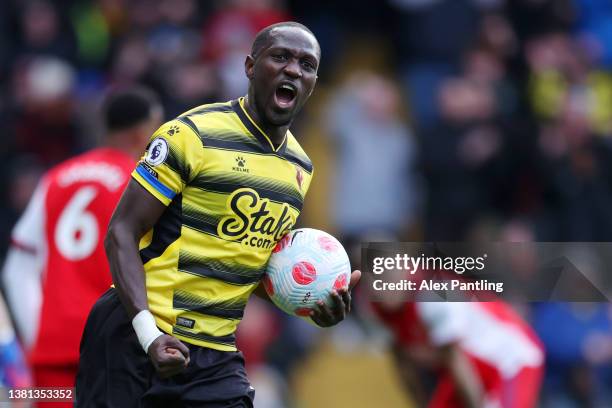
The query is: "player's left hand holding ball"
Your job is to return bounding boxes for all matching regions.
[264,229,362,327]
[310,269,361,327]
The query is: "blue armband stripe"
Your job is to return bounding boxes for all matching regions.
[136,164,176,199]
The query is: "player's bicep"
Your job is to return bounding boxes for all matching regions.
[109,180,168,240]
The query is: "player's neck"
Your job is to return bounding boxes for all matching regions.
[263,125,289,149]
[243,96,289,148]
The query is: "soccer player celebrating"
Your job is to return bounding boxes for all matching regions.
[2,88,162,403]
[76,22,360,407]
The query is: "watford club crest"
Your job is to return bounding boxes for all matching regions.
[295,166,303,191]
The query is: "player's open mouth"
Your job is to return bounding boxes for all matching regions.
[274,83,297,109]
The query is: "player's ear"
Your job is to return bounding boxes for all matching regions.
[245,55,255,80]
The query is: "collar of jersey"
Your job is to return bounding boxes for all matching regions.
[232,97,288,154]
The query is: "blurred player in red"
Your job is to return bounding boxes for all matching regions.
[0,293,31,389]
[372,299,544,408]
[1,88,162,404]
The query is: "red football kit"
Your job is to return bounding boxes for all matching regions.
[373,301,544,408]
[7,148,134,393]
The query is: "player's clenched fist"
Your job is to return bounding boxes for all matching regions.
[148,335,190,378]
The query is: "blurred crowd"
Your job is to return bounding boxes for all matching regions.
[1,0,612,407]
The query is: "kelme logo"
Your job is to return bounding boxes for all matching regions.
[218,188,295,250]
[232,156,249,173]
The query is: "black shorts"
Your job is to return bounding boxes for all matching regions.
[76,289,254,408]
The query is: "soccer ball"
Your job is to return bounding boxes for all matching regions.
[263,228,351,318]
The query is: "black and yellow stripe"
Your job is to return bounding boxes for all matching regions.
[191,171,304,212]
[173,290,247,319]
[178,251,265,285]
[140,195,182,265]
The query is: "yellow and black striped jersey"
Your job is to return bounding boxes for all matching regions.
[131,97,313,351]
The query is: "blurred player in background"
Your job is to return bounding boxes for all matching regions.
[372,299,544,408]
[1,88,162,403]
[0,293,31,390]
[76,22,359,407]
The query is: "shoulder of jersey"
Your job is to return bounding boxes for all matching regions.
[285,131,313,173]
[169,102,313,173]
[157,101,235,139]
[178,101,234,121]
[47,148,113,178]
[46,148,134,193]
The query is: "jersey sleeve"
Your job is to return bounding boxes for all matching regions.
[3,178,48,348]
[11,178,47,255]
[416,302,468,346]
[132,120,203,206]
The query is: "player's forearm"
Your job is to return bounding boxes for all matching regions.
[1,248,42,348]
[443,344,484,408]
[105,223,149,320]
[392,343,427,407]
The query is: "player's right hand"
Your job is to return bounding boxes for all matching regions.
[147,334,190,378]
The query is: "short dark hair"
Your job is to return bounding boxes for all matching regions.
[103,87,160,132]
[251,21,319,59]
